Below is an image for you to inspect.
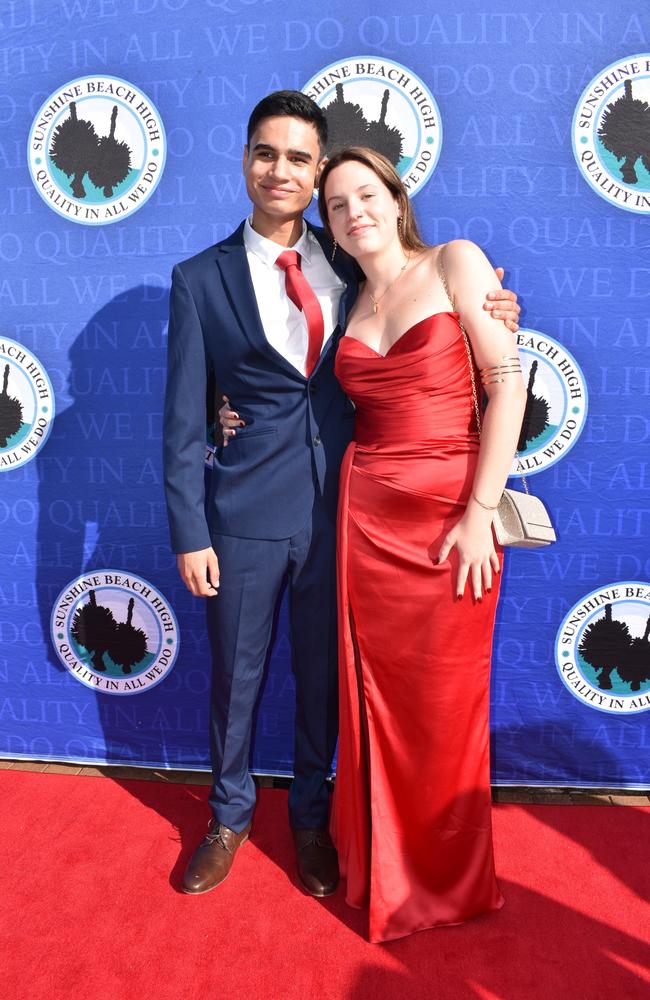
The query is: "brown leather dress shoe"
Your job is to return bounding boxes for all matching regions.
[182,818,252,894]
[292,828,340,897]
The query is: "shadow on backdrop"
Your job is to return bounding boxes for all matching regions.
[36,285,213,770]
[35,284,296,812]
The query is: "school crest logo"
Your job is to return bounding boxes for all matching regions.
[556,583,650,714]
[28,75,166,225]
[51,571,179,695]
[303,57,442,196]
[572,55,650,213]
[511,330,588,478]
[0,338,54,471]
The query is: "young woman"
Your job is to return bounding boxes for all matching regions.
[317,148,527,943]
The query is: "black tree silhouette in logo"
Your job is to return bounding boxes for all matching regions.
[88,105,132,197]
[517,360,550,451]
[578,603,632,690]
[366,89,403,165]
[106,597,148,674]
[325,83,368,154]
[0,364,23,447]
[49,101,98,199]
[71,589,116,672]
[618,614,650,692]
[324,84,406,167]
[598,79,650,185]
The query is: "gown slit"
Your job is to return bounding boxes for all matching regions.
[347,602,372,905]
[332,314,506,943]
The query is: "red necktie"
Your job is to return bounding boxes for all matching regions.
[276,250,324,378]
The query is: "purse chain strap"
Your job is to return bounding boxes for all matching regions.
[436,246,529,496]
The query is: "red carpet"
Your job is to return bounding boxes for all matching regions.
[1,771,649,1000]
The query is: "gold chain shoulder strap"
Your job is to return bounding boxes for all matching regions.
[436,245,483,435]
[435,245,529,495]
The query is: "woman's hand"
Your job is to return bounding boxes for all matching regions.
[437,504,500,600]
[218,394,245,446]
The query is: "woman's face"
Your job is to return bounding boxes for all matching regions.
[324,160,401,259]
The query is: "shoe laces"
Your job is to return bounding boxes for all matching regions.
[296,829,333,851]
[203,821,232,852]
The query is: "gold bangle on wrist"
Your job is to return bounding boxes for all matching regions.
[472,492,500,511]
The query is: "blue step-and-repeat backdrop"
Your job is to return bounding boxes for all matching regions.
[2,0,649,786]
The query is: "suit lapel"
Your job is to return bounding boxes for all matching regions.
[304,224,339,378]
[308,222,360,331]
[215,223,305,381]
[307,224,360,381]
[337,279,357,332]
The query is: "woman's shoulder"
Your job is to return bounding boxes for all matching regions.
[416,240,486,272]
[440,239,488,266]
[438,241,493,290]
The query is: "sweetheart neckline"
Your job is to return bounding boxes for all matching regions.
[340,311,460,359]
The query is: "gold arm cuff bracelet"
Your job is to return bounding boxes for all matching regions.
[481,369,523,386]
[479,356,521,375]
[480,356,522,387]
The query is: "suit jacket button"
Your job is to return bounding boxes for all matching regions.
[313,434,321,446]
[309,383,318,394]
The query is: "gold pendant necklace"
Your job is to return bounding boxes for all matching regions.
[368,255,410,314]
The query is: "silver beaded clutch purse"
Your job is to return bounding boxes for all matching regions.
[493,487,556,548]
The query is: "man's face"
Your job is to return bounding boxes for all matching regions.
[243,115,324,224]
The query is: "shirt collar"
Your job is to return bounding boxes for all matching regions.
[244,215,313,267]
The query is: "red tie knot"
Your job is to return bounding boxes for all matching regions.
[276,249,301,272]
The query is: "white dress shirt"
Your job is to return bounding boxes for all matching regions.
[243,216,347,376]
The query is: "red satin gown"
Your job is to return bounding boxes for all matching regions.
[332,311,505,943]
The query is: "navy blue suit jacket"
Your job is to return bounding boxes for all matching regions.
[163,220,360,551]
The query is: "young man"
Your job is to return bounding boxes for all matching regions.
[163,91,521,897]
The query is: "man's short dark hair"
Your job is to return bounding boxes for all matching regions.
[246,91,328,154]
